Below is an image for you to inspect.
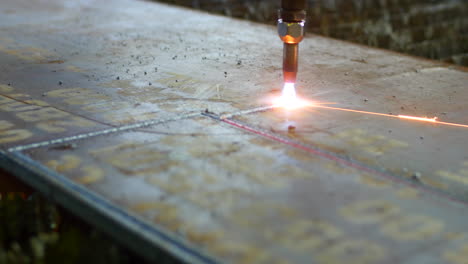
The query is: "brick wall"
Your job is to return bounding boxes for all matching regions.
[157,0,468,66]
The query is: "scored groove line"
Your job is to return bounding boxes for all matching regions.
[8,104,276,152]
[8,112,200,152]
[9,102,468,207]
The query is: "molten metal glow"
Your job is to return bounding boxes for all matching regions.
[273,82,308,109]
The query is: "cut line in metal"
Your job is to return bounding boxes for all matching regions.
[8,112,200,152]
[203,111,468,208]
[8,103,276,152]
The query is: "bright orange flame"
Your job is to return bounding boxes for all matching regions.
[273,83,309,109]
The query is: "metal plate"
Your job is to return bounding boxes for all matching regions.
[233,70,468,201]
[17,116,468,264]
[1,0,468,263]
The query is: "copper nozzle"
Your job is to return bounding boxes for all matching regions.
[278,0,306,85]
[283,43,298,83]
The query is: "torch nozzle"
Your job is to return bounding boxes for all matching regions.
[278,9,305,86]
[283,43,298,83]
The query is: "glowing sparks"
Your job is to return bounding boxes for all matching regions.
[270,85,468,129]
[311,105,396,118]
[310,105,468,129]
[273,82,309,109]
[398,115,437,122]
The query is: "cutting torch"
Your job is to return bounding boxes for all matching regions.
[278,0,307,84]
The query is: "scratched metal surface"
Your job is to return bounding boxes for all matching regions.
[1,0,468,263]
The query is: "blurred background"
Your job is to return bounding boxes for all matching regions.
[157,0,468,66]
[2,0,467,263]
